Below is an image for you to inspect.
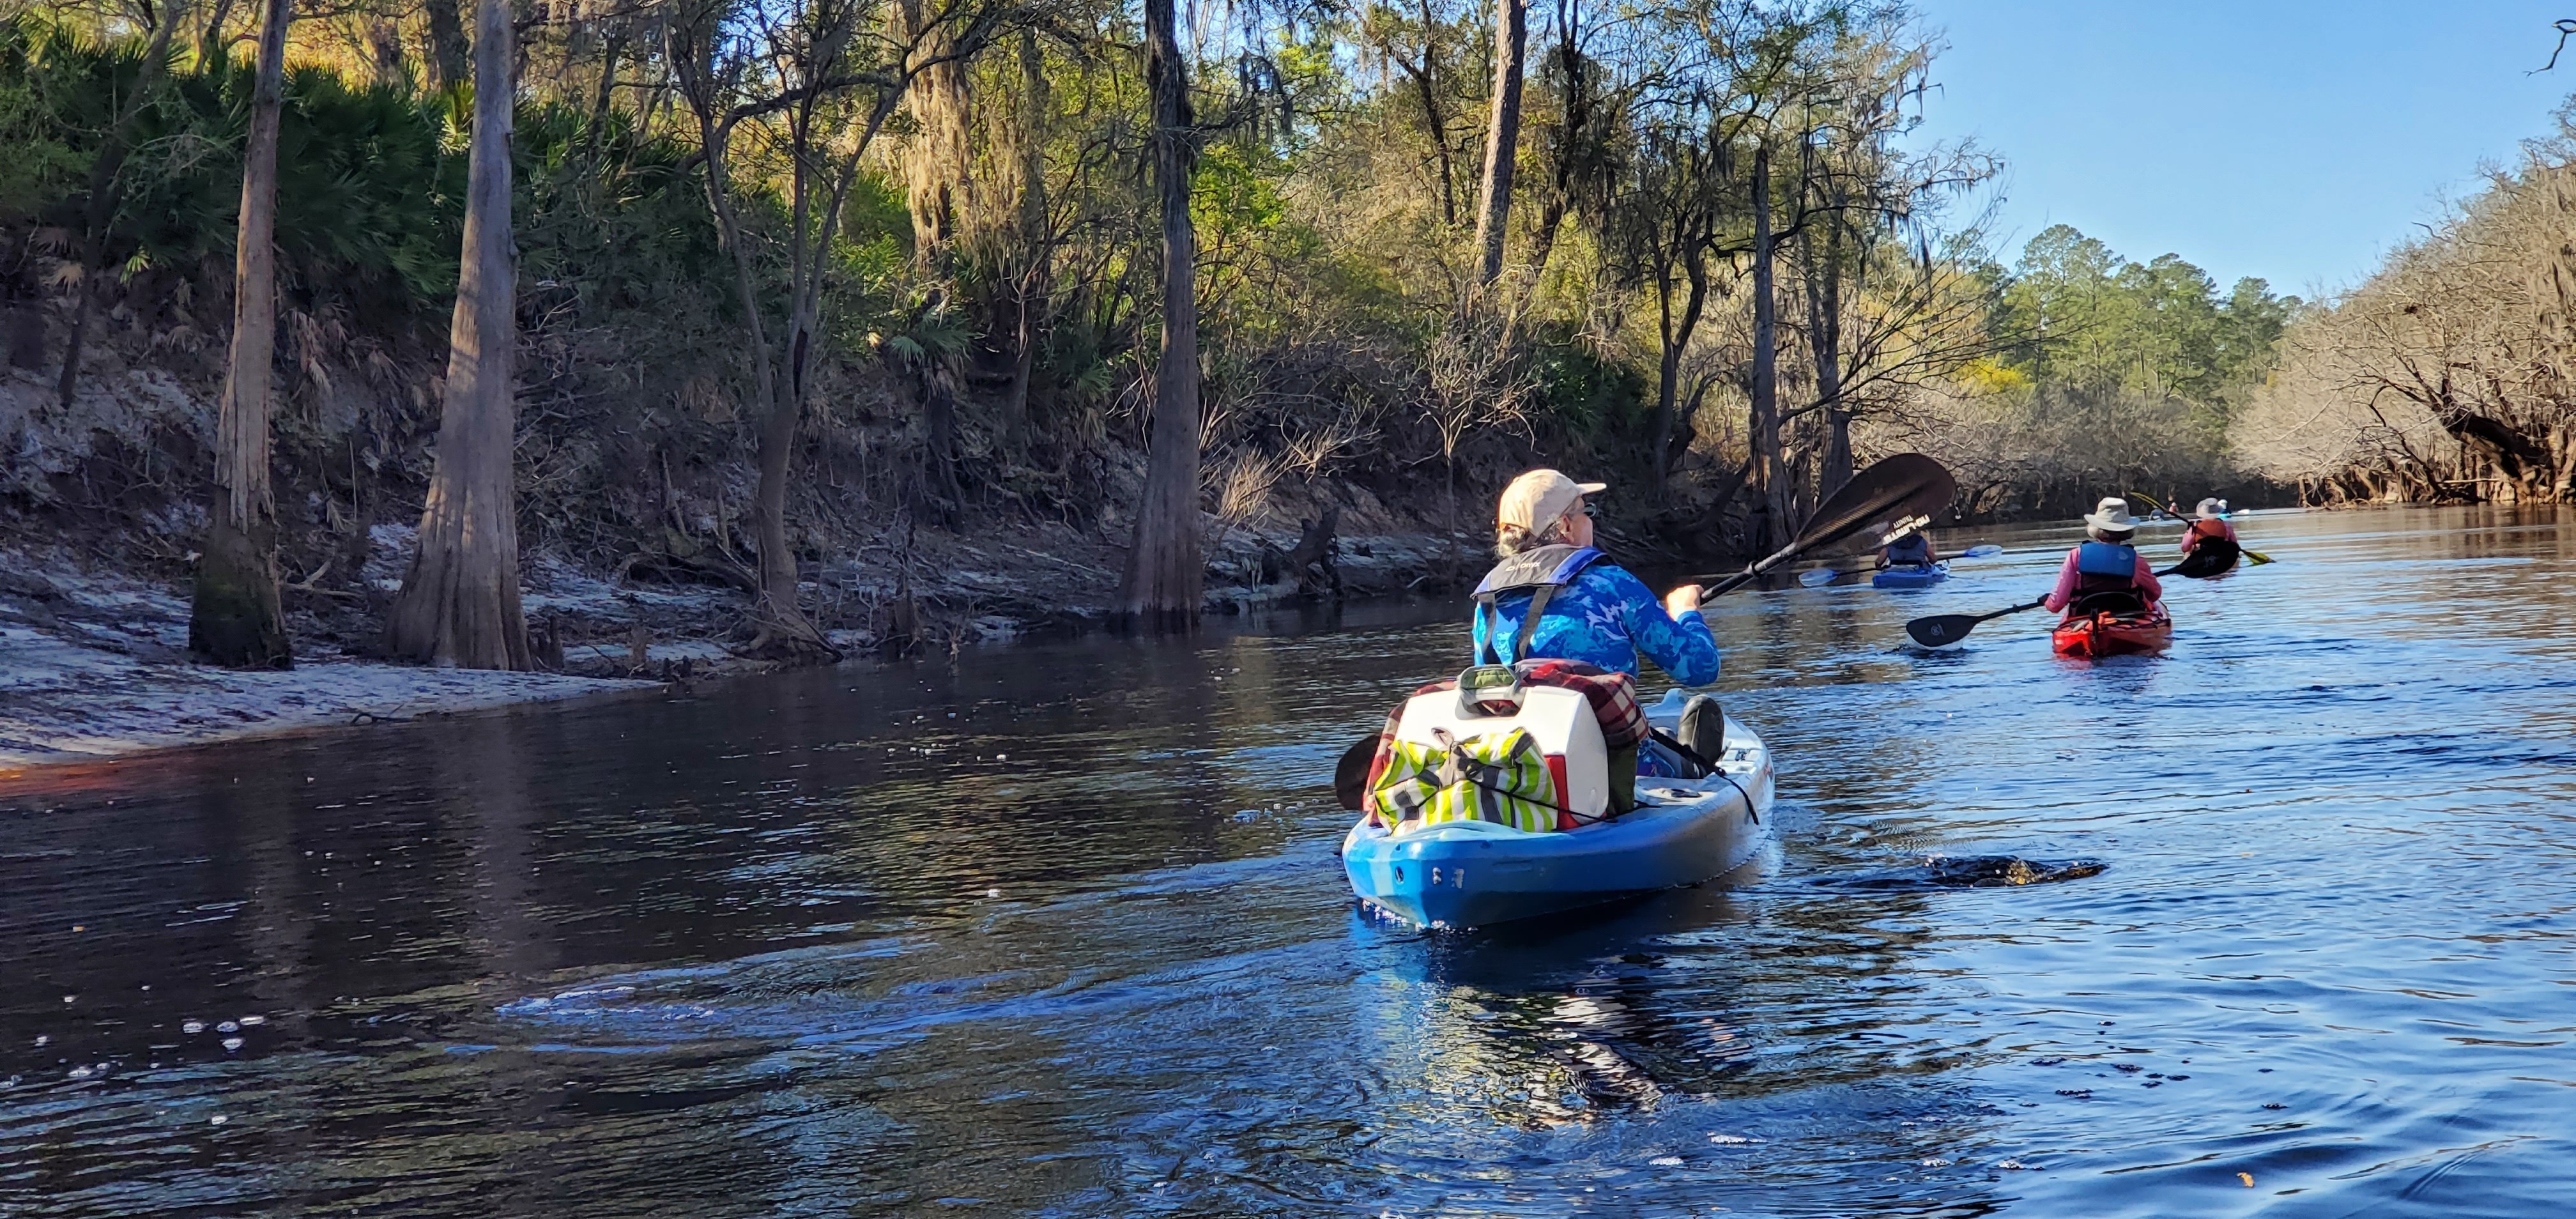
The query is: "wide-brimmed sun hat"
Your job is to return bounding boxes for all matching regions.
[1498,469,1608,532]
[2196,497,2226,519]
[2084,496,2142,533]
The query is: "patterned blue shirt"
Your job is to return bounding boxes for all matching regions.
[1471,562,1722,687]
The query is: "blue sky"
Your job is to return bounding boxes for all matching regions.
[1904,1,2576,298]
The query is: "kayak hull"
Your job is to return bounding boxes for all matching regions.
[2052,607,2173,657]
[1871,563,1948,590]
[1341,712,1774,930]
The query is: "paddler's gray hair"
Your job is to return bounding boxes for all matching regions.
[1494,514,1574,558]
[2086,525,2135,544]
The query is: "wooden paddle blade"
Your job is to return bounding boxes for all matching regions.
[1794,454,1958,556]
[1333,733,1378,811]
[1906,613,1983,648]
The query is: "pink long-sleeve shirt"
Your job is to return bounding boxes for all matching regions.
[2043,549,2163,613]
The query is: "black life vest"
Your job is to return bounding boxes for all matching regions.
[1472,544,1607,665]
[1885,532,1933,565]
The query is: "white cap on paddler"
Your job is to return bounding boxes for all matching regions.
[2085,496,2142,533]
[2198,498,2227,518]
[1498,469,1607,532]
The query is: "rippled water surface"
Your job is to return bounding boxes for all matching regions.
[5,504,2575,1216]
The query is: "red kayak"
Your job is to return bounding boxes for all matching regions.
[2052,605,2173,657]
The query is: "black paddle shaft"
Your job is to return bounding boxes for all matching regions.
[1906,597,2047,647]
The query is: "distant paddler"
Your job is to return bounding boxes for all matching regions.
[2179,498,2239,558]
[2129,489,2270,567]
[1879,523,1938,571]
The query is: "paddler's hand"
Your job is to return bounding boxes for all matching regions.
[1664,585,1703,617]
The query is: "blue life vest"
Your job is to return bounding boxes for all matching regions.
[2074,542,2139,597]
[2076,542,2135,576]
[1885,533,1933,565]
[1474,545,1607,664]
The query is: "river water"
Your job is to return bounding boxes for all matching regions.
[4,504,2573,1217]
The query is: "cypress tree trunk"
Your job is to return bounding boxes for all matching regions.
[1749,142,1790,551]
[896,0,974,261]
[1118,0,1203,628]
[424,0,470,93]
[386,0,529,670]
[1649,256,1706,490]
[190,0,293,669]
[1807,218,1850,500]
[1470,0,1527,288]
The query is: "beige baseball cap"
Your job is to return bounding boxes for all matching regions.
[1498,469,1607,531]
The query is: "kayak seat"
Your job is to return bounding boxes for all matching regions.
[2070,590,2147,617]
[1392,684,1609,827]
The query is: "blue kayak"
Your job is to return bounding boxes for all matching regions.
[1340,700,1774,929]
[1871,562,1947,589]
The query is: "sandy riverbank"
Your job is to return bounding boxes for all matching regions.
[0,512,1468,775]
[0,555,680,774]
[0,624,661,774]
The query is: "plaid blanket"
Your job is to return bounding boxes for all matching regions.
[1363,659,1647,825]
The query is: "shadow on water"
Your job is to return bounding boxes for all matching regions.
[3,504,2575,1216]
[1813,856,2110,891]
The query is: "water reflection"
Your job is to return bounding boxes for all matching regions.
[1,505,2573,1216]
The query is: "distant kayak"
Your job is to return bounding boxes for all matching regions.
[2052,606,2173,657]
[1871,562,1947,590]
[1341,696,1774,930]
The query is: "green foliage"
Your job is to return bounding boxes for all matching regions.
[1995,223,2298,415]
[1525,326,1646,440]
[516,103,724,317]
[0,19,91,226]
[0,19,726,330]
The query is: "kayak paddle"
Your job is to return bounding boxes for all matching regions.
[1798,544,2002,587]
[1333,732,1379,811]
[1694,454,1959,597]
[1903,544,2241,648]
[1906,596,2048,647]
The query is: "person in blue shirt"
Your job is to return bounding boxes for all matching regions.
[1880,527,1938,571]
[1471,470,1721,683]
[1467,470,1723,791]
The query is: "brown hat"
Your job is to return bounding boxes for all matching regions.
[1498,469,1607,532]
